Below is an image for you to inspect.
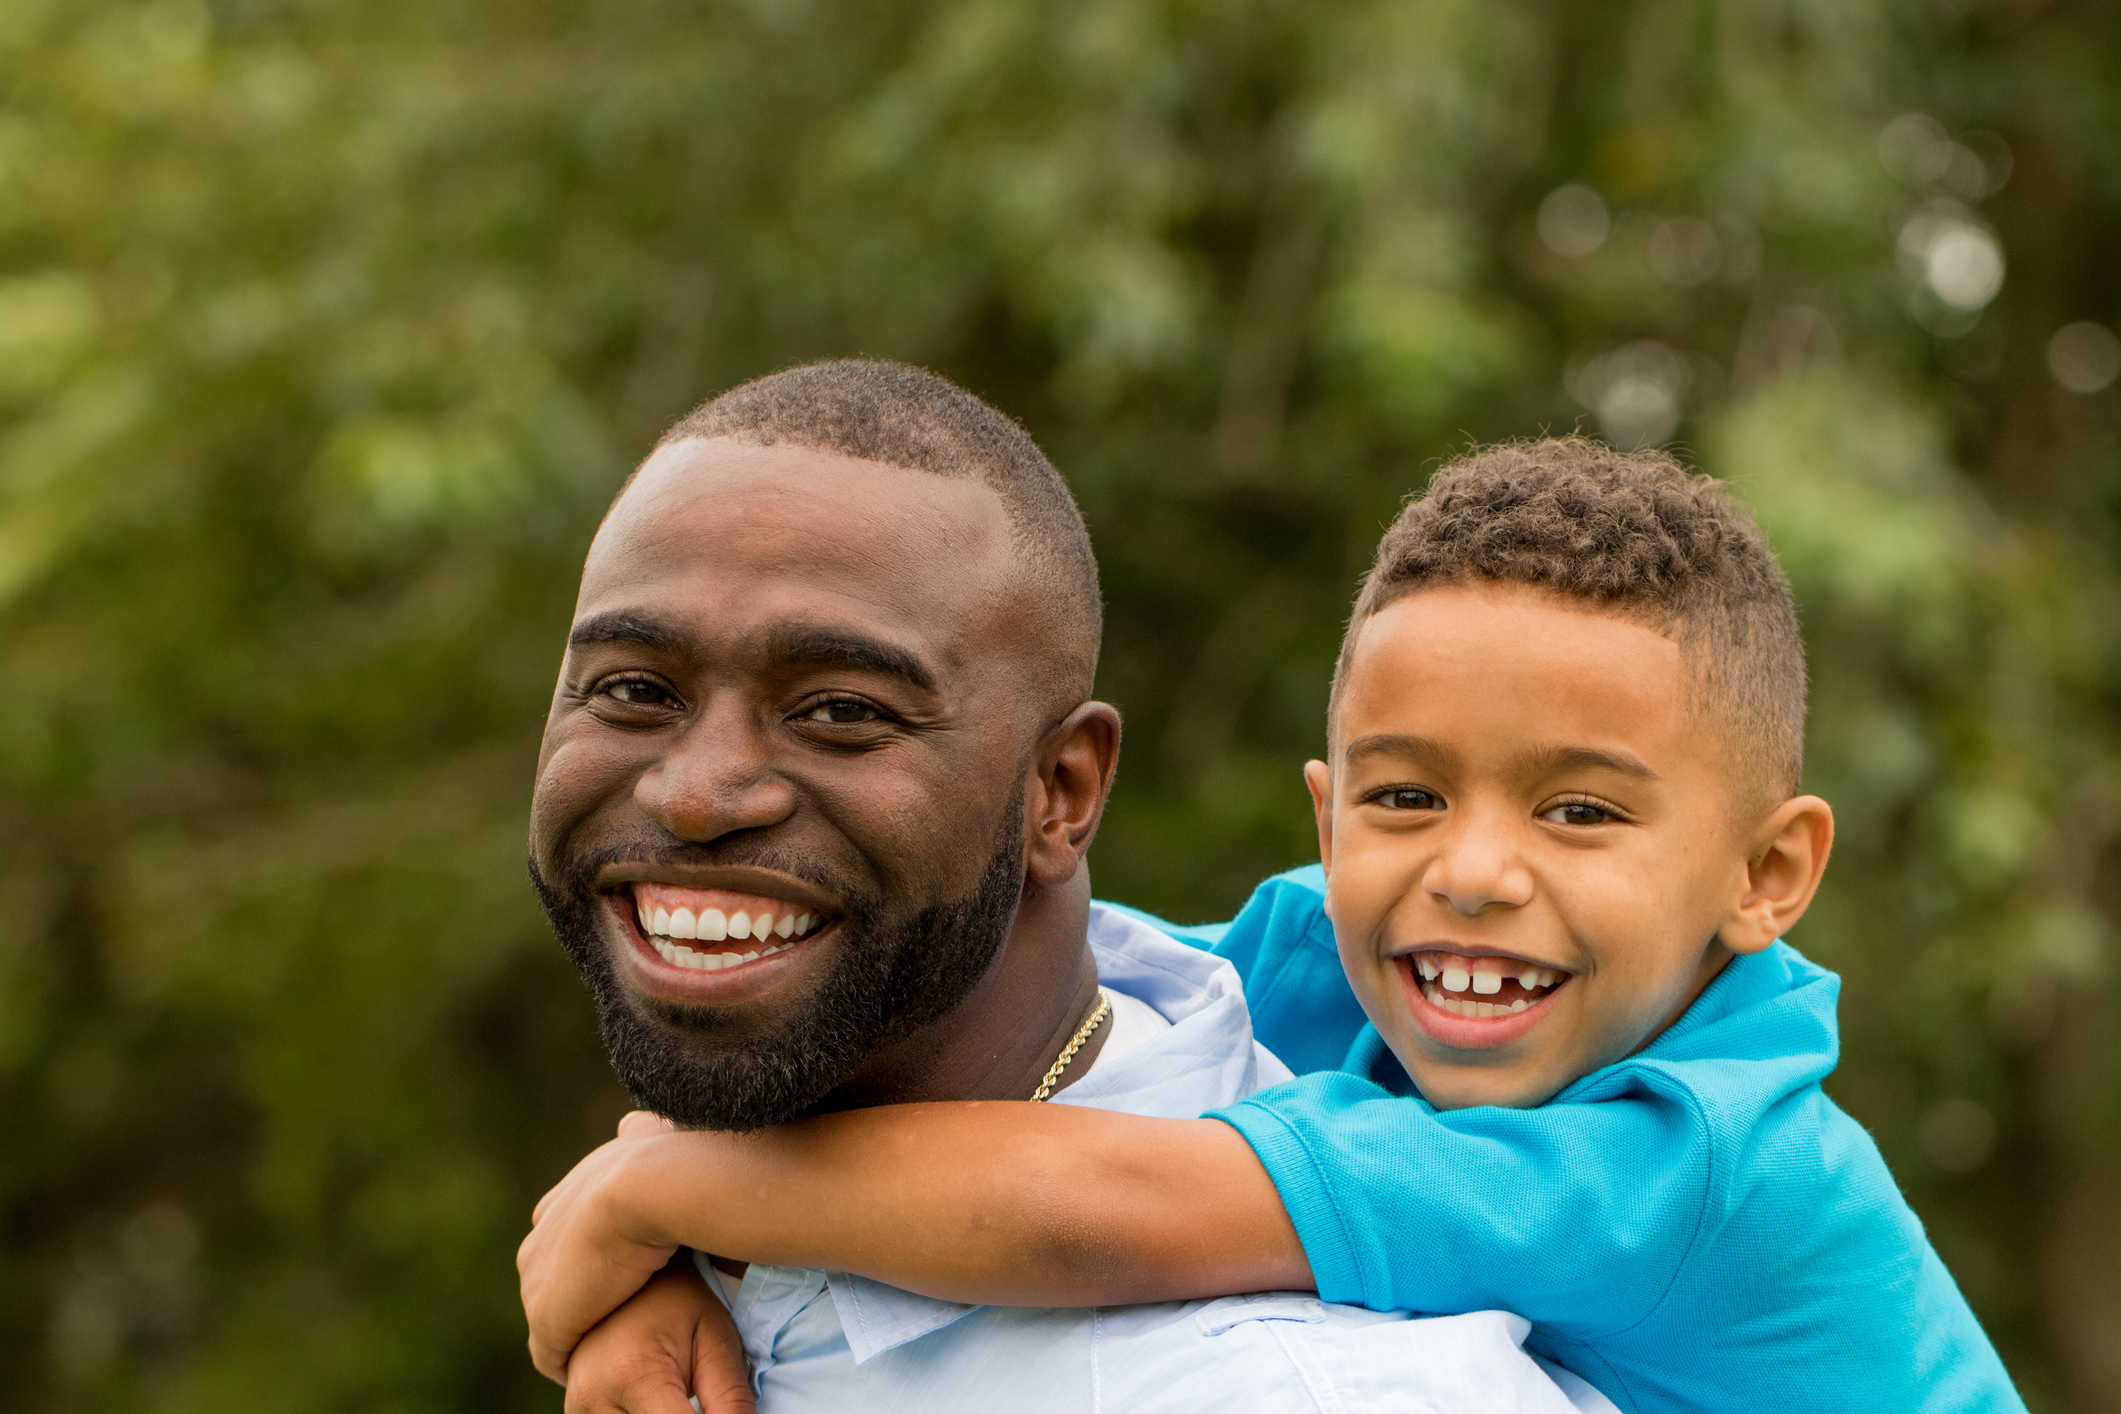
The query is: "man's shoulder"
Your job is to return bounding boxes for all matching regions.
[1091,873,1371,1079]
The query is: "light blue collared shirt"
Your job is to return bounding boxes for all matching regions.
[700,904,1617,1413]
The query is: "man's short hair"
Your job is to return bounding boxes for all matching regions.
[656,358,1102,703]
[1331,436,1806,809]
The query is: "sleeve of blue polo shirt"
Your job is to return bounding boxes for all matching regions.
[1192,868,1711,1333]
[1104,866,1375,1076]
[1211,1061,1713,1332]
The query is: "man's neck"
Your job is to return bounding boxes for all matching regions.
[813,870,1109,1112]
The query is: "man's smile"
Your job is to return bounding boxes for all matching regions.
[589,863,848,1003]
[632,882,832,968]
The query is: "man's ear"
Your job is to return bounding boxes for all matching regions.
[1719,795,1835,955]
[1023,701,1123,889]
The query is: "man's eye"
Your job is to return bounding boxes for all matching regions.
[604,679,676,707]
[1377,788,1444,811]
[1541,801,1615,827]
[802,700,882,725]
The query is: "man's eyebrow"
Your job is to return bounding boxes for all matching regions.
[568,611,693,653]
[566,612,940,692]
[1342,733,1463,772]
[762,625,939,694]
[1520,744,1662,782]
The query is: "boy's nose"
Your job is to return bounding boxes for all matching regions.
[1422,817,1535,916]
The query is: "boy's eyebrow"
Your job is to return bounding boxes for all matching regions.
[1340,735,1660,783]
[1342,733,1463,772]
[1519,744,1661,781]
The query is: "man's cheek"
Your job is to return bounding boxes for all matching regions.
[531,738,632,857]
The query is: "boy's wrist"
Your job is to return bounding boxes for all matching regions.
[606,1128,762,1256]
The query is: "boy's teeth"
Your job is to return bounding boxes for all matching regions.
[1422,983,1535,1019]
[1415,953,1566,994]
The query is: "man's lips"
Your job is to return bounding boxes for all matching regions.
[1394,948,1572,1048]
[631,881,830,968]
[598,871,843,999]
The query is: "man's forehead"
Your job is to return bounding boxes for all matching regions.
[574,436,1026,674]
[604,436,1007,543]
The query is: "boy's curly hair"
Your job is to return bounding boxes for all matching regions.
[1331,437,1806,806]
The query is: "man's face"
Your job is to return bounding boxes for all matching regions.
[1311,581,1760,1109]
[530,438,1041,1130]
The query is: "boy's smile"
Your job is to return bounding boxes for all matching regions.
[1308,580,1802,1110]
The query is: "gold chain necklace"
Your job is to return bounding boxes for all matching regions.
[1028,989,1111,1102]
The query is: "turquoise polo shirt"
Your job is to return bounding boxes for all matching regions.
[1115,867,2025,1414]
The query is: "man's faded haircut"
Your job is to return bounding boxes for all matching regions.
[1330,436,1807,809]
[655,359,1102,701]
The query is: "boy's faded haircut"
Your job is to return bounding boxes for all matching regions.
[1329,436,1806,812]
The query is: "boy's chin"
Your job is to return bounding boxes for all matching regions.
[1407,1059,1571,1111]
[1384,1018,1577,1111]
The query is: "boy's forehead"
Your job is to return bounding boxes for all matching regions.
[1335,583,1710,774]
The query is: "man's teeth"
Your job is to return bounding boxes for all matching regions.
[650,936,800,970]
[636,900,824,969]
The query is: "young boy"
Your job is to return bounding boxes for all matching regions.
[521,439,2024,1413]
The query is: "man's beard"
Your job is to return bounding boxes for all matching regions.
[529,793,1025,1132]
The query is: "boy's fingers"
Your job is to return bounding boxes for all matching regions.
[529,1332,569,1387]
[617,1109,677,1140]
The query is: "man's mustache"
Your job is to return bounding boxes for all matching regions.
[535,832,864,907]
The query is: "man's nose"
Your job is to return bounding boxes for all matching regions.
[1421,808,1535,917]
[632,698,797,842]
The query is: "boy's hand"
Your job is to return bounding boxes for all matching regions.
[564,1255,755,1414]
[522,1111,689,1384]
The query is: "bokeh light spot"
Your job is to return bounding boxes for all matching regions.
[2046,322,2121,394]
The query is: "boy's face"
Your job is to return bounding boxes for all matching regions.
[1311,580,1773,1110]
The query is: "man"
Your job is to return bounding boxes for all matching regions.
[524,359,1611,1411]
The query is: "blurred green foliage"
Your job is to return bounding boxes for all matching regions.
[3,0,2118,1409]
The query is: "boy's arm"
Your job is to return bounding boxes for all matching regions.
[520,1104,1309,1378]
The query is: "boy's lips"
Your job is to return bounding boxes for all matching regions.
[1394,948,1571,1050]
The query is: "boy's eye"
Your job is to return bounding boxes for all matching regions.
[1541,800,1615,827]
[801,699,883,725]
[1376,788,1444,811]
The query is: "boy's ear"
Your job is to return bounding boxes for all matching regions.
[1304,759,1335,895]
[1719,795,1835,955]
